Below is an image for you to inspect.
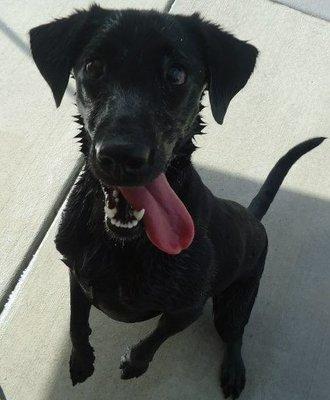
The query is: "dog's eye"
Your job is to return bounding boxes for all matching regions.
[166,66,186,85]
[85,60,104,79]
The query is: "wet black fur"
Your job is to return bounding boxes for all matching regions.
[29,5,325,399]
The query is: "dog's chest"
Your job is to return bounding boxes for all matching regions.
[75,250,206,321]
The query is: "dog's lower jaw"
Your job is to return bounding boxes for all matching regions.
[104,220,144,244]
[101,182,146,242]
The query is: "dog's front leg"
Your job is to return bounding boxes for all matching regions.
[120,306,203,379]
[69,271,95,385]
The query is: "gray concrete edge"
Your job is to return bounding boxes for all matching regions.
[270,0,330,22]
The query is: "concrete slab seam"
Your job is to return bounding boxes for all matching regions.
[0,157,83,315]
[270,0,330,21]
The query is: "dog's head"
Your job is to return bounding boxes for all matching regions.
[30,5,258,254]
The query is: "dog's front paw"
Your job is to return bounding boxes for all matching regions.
[70,345,95,386]
[220,356,246,399]
[119,347,150,379]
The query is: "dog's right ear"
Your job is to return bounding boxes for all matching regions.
[29,8,97,107]
[192,15,258,125]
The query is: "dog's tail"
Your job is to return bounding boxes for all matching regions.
[248,137,326,220]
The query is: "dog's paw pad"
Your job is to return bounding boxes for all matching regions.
[70,346,95,385]
[220,357,246,399]
[119,349,149,380]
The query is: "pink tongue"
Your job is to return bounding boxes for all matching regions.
[119,173,194,255]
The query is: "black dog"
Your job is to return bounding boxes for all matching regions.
[30,5,325,399]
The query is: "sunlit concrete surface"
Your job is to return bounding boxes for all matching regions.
[1,0,329,399]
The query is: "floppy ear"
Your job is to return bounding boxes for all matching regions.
[29,9,95,107]
[198,18,258,124]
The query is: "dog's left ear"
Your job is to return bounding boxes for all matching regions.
[196,17,258,124]
[29,7,100,107]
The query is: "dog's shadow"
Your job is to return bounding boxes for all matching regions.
[45,167,330,400]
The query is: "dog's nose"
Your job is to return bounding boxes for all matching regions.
[96,142,152,172]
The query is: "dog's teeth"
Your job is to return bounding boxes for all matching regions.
[105,206,117,219]
[109,216,139,229]
[113,189,118,198]
[133,209,145,221]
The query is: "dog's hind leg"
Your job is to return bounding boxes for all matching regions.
[69,271,95,385]
[213,255,265,399]
[120,306,203,379]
